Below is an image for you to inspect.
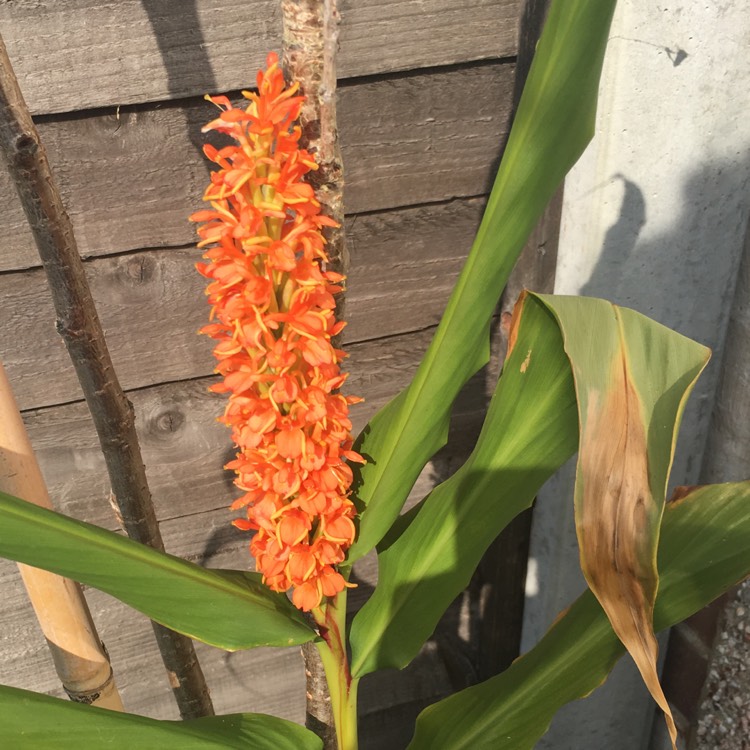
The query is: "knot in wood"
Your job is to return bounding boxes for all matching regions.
[14,132,37,156]
[151,408,185,436]
[119,254,156,285]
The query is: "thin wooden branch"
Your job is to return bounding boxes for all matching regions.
[0,33,213,719]
[302,640,338,749]
[0,361,123,710]
[282,2,345,747]
[282,0,348,319]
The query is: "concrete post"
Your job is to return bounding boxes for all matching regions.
[521,2,750,747]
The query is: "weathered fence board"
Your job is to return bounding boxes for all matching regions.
[2,197,485,411]
[0,0,519,115]
[2,324,485,742]
[0,0,523,740]
[19,326,490,530]
[1,550,452,726]
[0,63,512,272]
[0,498,456,722]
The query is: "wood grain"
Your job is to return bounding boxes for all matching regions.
[2,334,486,734]
[18,324,486,531]
[0,2,523,733]
[2,197,486,411]
[0,481,459,725]
[0,63,512,272]
[0,0,520,115]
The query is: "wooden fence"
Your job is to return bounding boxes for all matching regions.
[0,1,523,746]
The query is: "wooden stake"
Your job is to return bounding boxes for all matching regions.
[0,361,123,710]
[282,0,348,319]
[282,3,346,747]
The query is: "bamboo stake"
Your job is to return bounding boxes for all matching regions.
[0,362,123,710]
[0,33,214,719]
[282,2,346,747]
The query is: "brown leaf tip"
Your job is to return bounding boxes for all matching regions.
[668,485,704,505]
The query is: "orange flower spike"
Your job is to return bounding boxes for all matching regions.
[192,54,362,612]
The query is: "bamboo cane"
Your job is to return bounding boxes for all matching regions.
[0,361,123,710]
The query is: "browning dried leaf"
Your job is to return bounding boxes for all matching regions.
[669,484,704,506]
[578,358,677,748]
[505,290,529,361]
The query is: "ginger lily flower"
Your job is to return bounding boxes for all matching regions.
[191,52,363,612]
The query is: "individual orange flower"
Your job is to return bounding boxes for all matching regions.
[191,52,363,612]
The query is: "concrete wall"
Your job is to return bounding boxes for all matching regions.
[522,1,750,747]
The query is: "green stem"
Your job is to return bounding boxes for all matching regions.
[314,591,359,750]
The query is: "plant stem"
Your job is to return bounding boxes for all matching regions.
[313,592,359,750]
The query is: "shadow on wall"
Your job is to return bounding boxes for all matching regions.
[580,152,749,340]
[141,0,219,158]
[141,0,218,98]
[580,150,750,478]
[538,152,750,590]
[580,173,647,298]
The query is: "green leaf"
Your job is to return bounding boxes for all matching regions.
[534,294,709,744]
[0,685,322,749]
[407,482,750,750]
[350,295,578,677]
[0,491,314,650]
[347,0,618,564]
[350,292,710,681]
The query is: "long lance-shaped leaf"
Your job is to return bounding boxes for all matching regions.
[346,0,618,564]
[407,482,750,750]
[534,293,710,747]
[0,685,322,749]
[349,292,710,681]
[0,491,314,650]
[350,295,579,677]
